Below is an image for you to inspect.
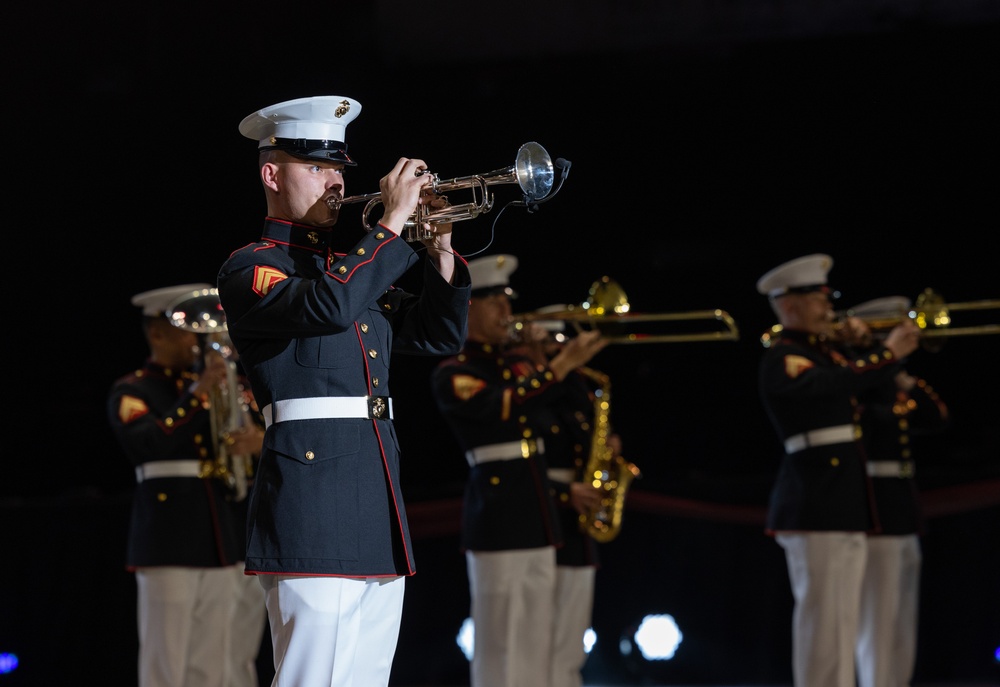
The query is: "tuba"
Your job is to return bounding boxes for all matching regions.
[577,367,641,543]
[166,287,254,500]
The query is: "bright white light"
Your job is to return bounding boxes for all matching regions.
[633,614,682,660]
[455,618,596,661]
[456,617,474,660]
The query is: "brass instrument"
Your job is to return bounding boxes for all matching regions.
[760,288,1000,350]
[167,287,254,500]
[578,367,640,543]
[513,276,740,344]
[327,142,559,242]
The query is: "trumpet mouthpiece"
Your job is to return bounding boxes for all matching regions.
[325,196,342,210]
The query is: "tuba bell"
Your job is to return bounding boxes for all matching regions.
[166,287,254,500]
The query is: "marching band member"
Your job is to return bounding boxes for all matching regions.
[755,255,921,687]
[217,95,470,687]
[430,255,607,687]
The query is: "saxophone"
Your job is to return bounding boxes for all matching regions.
[578,367,641,543]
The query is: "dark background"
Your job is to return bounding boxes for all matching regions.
[4,1,999,685]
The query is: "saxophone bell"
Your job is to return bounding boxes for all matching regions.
[577,367,641,543]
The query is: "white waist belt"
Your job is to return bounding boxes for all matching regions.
[466,438,545,467]
[262,396,393,428]
[784,424,858,454]
[867,460,915,478]
[547,468,576,483]
[136,460,203,482]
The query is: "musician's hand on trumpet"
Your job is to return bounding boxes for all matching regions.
[417,192,455,260]
[377,157,434,237]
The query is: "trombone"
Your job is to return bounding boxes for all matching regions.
[760,288,1000,349]
[513,276,740,344]
[327,141,564,242]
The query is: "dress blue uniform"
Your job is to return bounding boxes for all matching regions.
[756,254,916,687]
[108,283,246,687]
[759,327,903,533]
[544,364,606,687]
[218,217,470,577]
[218,94,471,687]
[850,297,950,687]
[109,358,244,568]
[430,254,566,687]
[431,338,564,552]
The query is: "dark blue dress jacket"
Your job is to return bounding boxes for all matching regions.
[108,361,244,569]
[758,329,904,534]
[217,218,470,577]
[431,340,566,552]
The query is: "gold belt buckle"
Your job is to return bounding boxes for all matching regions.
[367,396,389,420]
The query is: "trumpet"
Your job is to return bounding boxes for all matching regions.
[760,288,1000,350]
[327,142,564,242]
[512,276,740,344]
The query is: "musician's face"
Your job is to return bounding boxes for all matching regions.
[468,293,513,345]
[779,291,834,335]
[265,153,346,227]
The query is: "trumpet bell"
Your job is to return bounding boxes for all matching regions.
[509,141,555,203]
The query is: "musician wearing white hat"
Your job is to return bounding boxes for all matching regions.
[848,297,950,687]
[217,95,471,686]
[754,255,922,687]
[430,254,608,687]
[108,284,265,687]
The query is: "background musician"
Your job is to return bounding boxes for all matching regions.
[107,284,264,687]
[430,254,607,687]
[516,306,626,687]
[754,255,921,687]
[847,296,951,687]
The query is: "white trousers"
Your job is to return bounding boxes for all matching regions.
[856,535,921,687]
[466,547,556,687]
[136,565,239,687]
[260,574,405,687]
[227,567,268,687]
[550,565,596,687]
[776,532,867,687]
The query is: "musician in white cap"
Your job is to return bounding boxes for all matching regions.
[754,255,922,687]
[217,95,471,686]
[107,284,265,687]
[847,297,950,687]
[430,254,607,687]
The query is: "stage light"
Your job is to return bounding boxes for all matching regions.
[455,617,597,662]
[0,652,18,675]
[620,613,682,661]
[456,617,474,660]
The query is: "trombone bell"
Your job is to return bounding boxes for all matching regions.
[849,288,1000,351]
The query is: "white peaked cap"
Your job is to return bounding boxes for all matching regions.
[131,284,213,316]
[468,254,519,297]
[849,296,912,318]
[756,253,834,298]
[239,96,362,164]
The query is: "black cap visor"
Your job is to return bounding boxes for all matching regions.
[263,138,356,166]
